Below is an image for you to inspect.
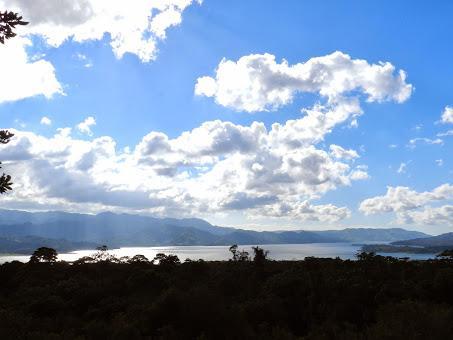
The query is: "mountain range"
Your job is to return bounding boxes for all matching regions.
[0,209,430,254]
[392,233,453,247]
[360,232,453,255]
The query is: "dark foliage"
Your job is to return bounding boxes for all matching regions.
[0,130,14,194]
[0,11,28,44]
[1,252,453,339]
[29,247,58,263]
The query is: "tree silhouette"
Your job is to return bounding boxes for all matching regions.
[129,254,149,264]
[0,11,28,44]
[229,244,239,261]
[153,253,180,266]
[0,11,28,193]
[92,245,119,262]
[238,249,250,261]
[229,244,250,261]
[0,130,14,194]
[29,247,58,263]
[356,251,377,261]
[252,246,269,264]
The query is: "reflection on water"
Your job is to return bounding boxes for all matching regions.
[0,243,436,264]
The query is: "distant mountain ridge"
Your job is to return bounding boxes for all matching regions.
[392,232,453,247]
[317,228,428,242]
[0,235,98,254]
[0,209,430,253]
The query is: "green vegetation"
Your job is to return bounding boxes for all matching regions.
[0,248,453,338]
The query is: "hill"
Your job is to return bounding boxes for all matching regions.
[0,209,431,253]
[317,227,428,242]
[392,232,453,247]
[0,235,98,254]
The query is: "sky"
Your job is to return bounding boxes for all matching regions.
[0,0,452,234]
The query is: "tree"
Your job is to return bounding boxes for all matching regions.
[238,249,250,261]
[0,131,14,194]
[29,247,58,263]
[356,251,377,261]
[129,254,149,264]
[0,11,28,44]
[229,244,239,261]
[252,246,269,264]
[229,244,250,262]
[91,245,119,262]
[153,253,180,266]
[0,11,28,193]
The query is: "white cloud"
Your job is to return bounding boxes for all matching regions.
[0,37,63,103]
[359,184,453,226]
[75,53,93,68]
[195,51,412,112]
[40,116,52,126]
[399,205,453,226]
[77,116,96,136]
[1,119,365,221]
[408,137,443,148]
[360,184,453,214]
[441,106,453,124]
[437,130,453,137]
[1,0,202,62]
[329,144,359,160]
[248,200,351,222]
[436,159,443,167]
[0,50,412,226]
[397,162,407,174]
[0,0,201,103]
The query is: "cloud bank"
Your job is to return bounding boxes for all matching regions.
[1,51,414,226]
[360,184,453,227]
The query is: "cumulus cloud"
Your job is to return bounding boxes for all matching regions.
[40,116,52,125]
[195,51,412,112]
[1,0,202,62]
[249,200,351,222]
[399,205,453,226]
[1,50,413,225]
[1,119,363,221]
[77,116,96,136]
[359,184,453,226]
[329,144,359,160]
[0,37,63,103]
[195,52,412,162]
[441,106,453,124]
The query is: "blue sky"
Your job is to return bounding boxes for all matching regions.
[0,0,452,233]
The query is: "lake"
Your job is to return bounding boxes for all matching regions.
[0,243,437,264]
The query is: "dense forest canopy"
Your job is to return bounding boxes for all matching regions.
[1,250,453,339]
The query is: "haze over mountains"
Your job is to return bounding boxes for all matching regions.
[0,209,430,254]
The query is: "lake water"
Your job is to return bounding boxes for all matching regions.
[0,243,437,264]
